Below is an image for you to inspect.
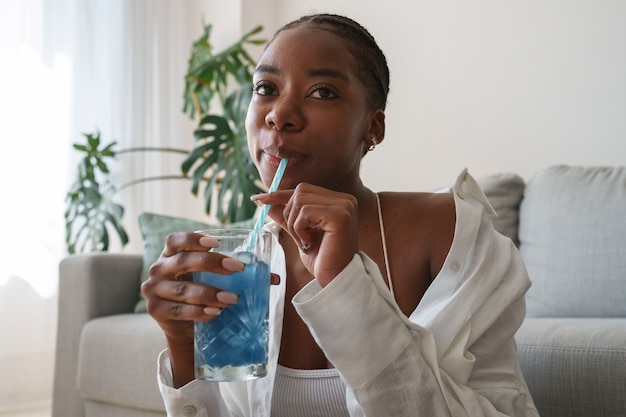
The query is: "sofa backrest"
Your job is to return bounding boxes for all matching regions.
[518,165,626,318]
[477,172,526,247]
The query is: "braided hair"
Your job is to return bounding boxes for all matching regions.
[269,14,390,111]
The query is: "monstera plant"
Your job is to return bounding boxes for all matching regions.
[182,23,265,223]
[65,23,266,253]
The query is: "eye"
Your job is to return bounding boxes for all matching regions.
[253,82,277,96]
[309,85,338,100]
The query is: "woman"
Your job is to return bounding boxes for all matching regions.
[142,13,539,417]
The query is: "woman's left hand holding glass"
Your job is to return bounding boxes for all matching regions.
[252,183,359,287]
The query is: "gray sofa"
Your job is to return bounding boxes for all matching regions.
[52,165,626,417]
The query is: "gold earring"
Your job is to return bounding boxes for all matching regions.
[368,136,377,152]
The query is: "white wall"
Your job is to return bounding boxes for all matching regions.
[242,0,626,191]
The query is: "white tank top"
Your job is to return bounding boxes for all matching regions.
[271,365,350,417]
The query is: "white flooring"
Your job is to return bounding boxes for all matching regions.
[0,406,50,417]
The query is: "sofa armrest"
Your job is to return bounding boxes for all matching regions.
[58,253,143,317]
[52,253,143,417]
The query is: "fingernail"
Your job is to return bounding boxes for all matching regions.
[250,193,268,201]
[222,257,245,272]
[216,291,239,304]
[203,307,222,316]
[199,236,219,248]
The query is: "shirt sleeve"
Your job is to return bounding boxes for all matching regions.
[157,349,232,417]
[292,171,539,417]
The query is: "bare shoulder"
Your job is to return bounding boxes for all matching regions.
[379,191,455,225]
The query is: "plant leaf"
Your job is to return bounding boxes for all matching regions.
[64,131,128,253]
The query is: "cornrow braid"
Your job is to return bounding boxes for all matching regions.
[270,14,390,111]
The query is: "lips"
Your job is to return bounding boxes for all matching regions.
[262,148,305,169]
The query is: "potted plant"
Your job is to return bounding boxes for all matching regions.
[65,23,266,253]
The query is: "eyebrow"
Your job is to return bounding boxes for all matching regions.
[254,65,350,82]
[307,68,349,82]
[254,64,280,75]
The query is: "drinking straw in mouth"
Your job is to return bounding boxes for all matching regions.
[248,157,288,249]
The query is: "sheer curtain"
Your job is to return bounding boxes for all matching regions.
[73,0,215,254]
[0,0,240,412]
[0,0,71,412]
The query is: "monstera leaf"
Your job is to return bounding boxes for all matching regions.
[183,24,265,120]
[182,77,263,224]
[182,24,266,224]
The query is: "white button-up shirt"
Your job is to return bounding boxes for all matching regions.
[157,170,539,417]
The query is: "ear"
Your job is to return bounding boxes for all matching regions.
[363,109,386,150]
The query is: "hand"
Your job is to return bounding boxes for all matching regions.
[252,183,359,286]
[141,232,280,345]
[141,232,279,387]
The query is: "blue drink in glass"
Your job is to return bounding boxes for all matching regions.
[193,229,272,381]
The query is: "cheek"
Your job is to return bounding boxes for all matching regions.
[245,106,261,152]
[245,108,272,185]
[244,106,255,142]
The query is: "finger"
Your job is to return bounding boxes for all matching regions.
[253,184,343,232]
[148,297,220,323]
[270,273,281,285]
[282,187,351,248]
[267,203,288,230]
[250,189,294,206]
[290,204,344,250]
[161,231,219,257]
[148,279,233,306]
[149,250,245,282]
[143,279,240,323]
[253,191,292,229]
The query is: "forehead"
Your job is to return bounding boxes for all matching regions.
[258,24,358,77]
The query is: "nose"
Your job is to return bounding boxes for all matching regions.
[264,93,304,131]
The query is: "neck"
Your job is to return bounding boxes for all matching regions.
[335,177,374,207]
[348,181,377,226]
[317,176,377,223]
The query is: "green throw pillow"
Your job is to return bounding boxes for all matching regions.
[134,212,255,313]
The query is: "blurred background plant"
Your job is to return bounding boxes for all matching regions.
[65,23,265,254]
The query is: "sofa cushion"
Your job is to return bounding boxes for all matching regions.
[516,318,626,417]
[477,172,526,246]
[77,314,167,413]
[519,165,626,317]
